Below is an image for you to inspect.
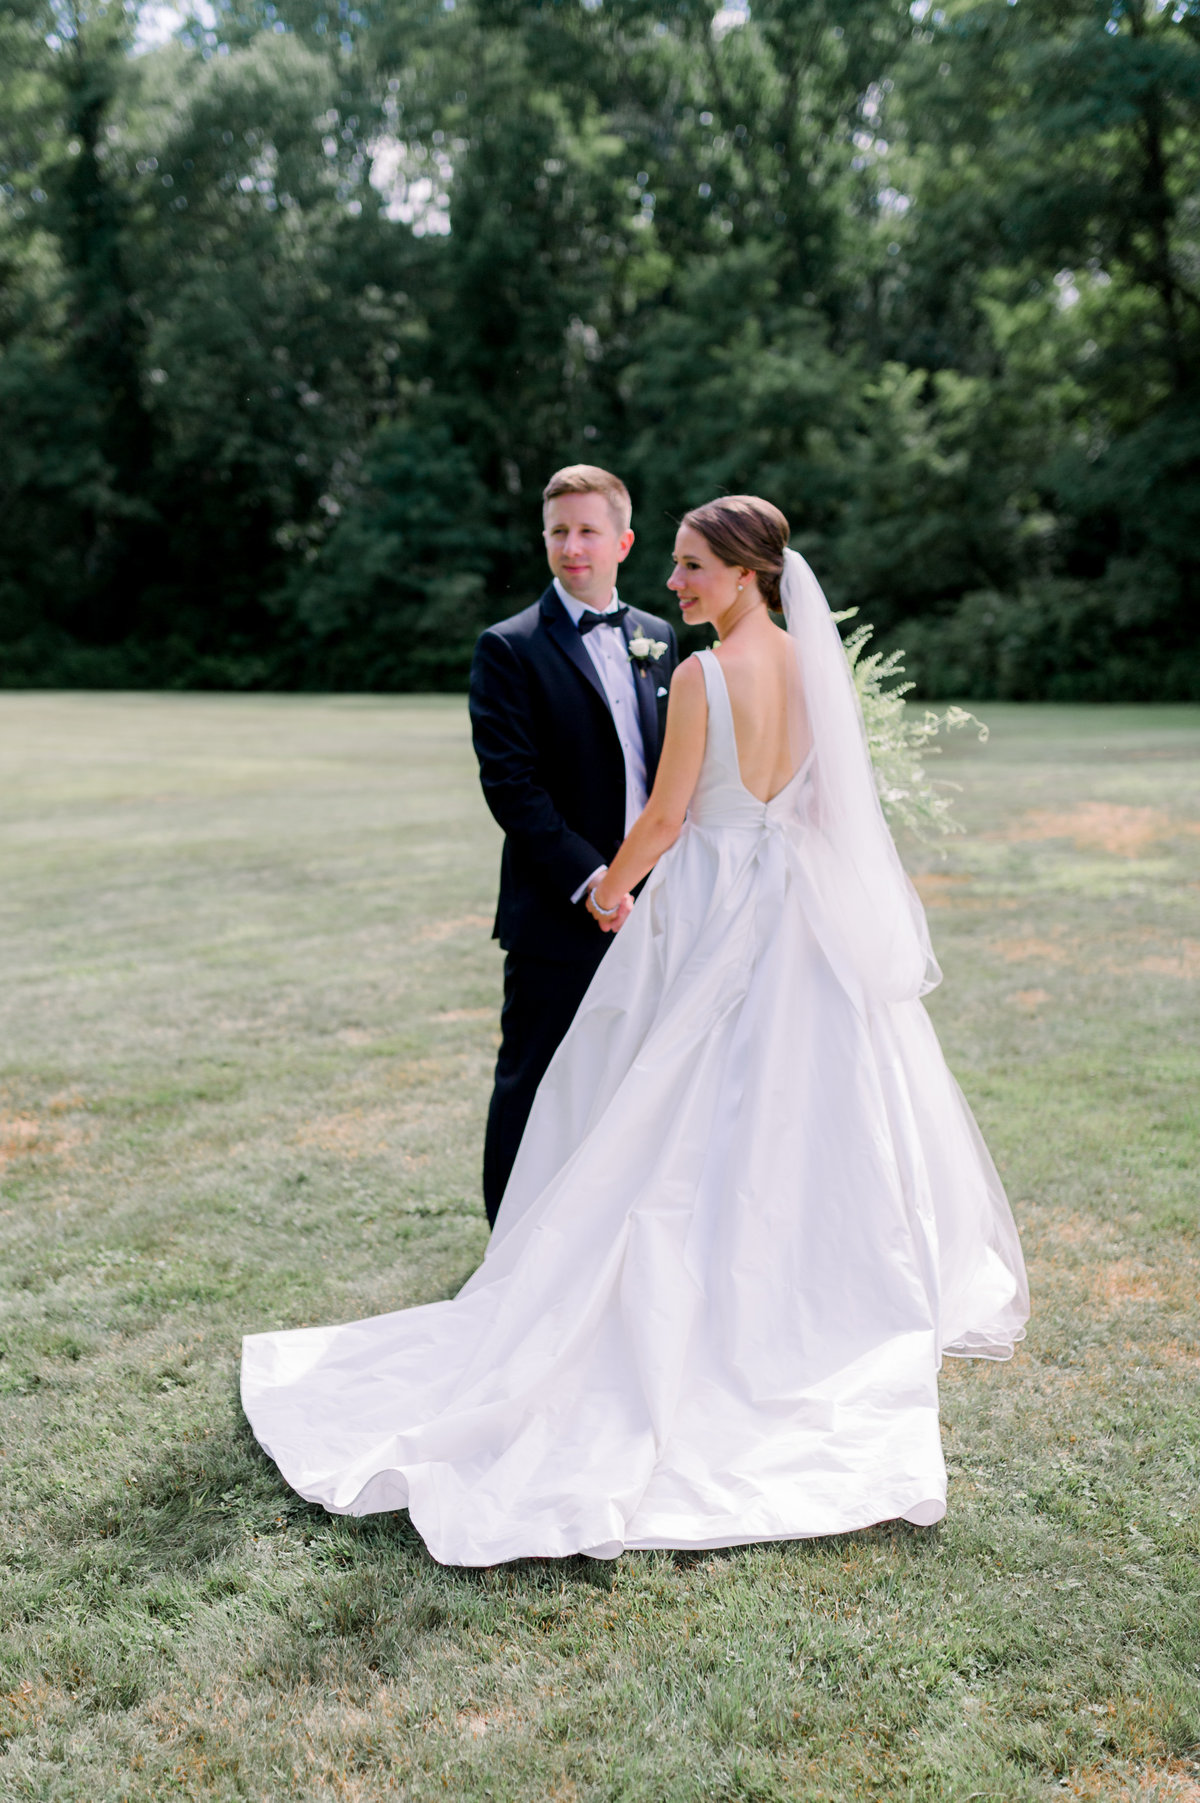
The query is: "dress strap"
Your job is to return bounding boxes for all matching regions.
[691,652,727,742]
[695,649,739,771]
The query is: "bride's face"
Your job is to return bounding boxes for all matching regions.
[667,525,744,628]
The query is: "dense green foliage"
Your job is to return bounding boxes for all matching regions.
[2,0,1199,694]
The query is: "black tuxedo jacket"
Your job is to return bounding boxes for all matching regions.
[469,585,680,962]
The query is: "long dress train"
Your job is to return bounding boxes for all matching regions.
[241,649,1028,1566]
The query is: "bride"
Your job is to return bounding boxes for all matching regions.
[241,495,1028,1566]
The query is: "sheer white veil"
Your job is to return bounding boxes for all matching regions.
[781,547,940,1005]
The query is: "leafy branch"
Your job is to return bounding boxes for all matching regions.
[837,608,987,842]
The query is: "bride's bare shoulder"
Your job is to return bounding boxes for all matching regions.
[670,652,708,690]
[663,655,709,729]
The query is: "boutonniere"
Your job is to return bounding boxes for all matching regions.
[627,629,668,670]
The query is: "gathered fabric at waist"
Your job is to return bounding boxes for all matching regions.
[685,799,807,835]
[665,797,876,1023]
[686,746,814,836]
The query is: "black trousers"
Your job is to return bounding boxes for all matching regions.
[483,950,605,1227]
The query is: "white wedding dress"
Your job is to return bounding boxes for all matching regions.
[242,591,1028,1565]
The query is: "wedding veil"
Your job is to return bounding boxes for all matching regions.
[781,547,940,1005]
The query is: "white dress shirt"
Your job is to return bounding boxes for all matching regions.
[553,577,649,902]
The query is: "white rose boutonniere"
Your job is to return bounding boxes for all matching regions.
[626,628,668,670]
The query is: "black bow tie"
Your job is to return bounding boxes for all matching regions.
[576,604,628,635]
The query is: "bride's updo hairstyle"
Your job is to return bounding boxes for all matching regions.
[681,495,790,612]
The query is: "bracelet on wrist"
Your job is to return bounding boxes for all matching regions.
[590,890,620,917]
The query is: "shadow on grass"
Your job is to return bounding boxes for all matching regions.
[66,1419,287,1573]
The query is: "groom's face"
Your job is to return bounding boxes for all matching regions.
[543,492,635,609]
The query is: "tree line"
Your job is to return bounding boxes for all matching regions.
[2,0,1198,697]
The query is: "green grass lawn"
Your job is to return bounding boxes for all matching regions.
[1,693,1198,1803]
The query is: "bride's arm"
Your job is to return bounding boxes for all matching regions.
[587,657,707,926]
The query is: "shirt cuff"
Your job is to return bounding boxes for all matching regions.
[572,865,607,905]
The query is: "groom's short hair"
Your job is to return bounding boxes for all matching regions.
[542,465,632,533]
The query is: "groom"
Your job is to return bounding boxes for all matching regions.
[469,464,680,1226]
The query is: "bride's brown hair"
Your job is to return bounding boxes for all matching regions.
[682,495,790,612]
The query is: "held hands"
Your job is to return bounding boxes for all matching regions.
[586,878,634,933]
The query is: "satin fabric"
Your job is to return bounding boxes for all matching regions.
[241,651,1028,1564]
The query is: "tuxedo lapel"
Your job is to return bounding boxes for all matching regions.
[539,587,612,718]
[622,612,662,776]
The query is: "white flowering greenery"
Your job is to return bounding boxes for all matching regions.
[627,632,669,666]
[836,608,988,842]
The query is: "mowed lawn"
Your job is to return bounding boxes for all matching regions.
[1,693,1198,1803]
